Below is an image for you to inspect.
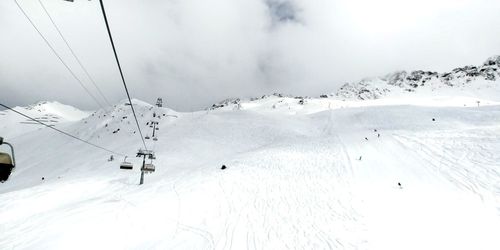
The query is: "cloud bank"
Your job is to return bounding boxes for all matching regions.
[1,0,500,110]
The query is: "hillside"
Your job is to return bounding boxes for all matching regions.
[207,56,500,112]
[0,101,90,139]
[1,57,500,249]
[1,95,499,249]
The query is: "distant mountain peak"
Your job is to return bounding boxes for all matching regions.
[23,101,90,121]
[0,101,90,139]
[483,55,500,66]
[334,55,500,100]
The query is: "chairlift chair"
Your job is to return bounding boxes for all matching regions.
[119,156,133,170]
[153,137,158,141]
[142,162,155,173]
[0,137,15,182]
[145,135,150,140]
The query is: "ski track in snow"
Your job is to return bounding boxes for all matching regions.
[1,97,500,249]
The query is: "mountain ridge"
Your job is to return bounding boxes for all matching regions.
[207,55,500,110]
[334,55,500,100]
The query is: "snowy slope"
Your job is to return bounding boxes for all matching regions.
[1,96,499,249]
[0,101,90,139]
[1,57,500,249]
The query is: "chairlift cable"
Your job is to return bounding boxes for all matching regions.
[0,103,126,157]
[98,0,148,151]
[38,0,112,107]
[13,0,105,111]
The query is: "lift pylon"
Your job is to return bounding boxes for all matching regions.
[136,149,156,185]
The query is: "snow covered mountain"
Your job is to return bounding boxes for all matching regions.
[0,101,90,139]
[334,55,500,100]
[1,58,500,249]
[207,56,500,112]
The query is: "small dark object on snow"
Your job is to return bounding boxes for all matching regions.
[378,133,380,138]
[374,129,377,132]
[398,182,402,188]
[358,156,362,161]
[364,137,368,141]
[432,118,436,121]
[42,177,45,181]
[221,165,227,170]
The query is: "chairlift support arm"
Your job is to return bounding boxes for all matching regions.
[4,142,15,167]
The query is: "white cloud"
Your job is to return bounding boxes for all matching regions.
[1,0,500,110]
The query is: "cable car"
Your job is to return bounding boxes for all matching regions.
[119,156,133,170]
[0,137,15,182]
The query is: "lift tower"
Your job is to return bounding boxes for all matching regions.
[136,149,155,185]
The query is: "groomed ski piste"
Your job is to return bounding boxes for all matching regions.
[1,57,500,249]
[1,95,499,250]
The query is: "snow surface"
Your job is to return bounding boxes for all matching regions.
[334,55,500,101]
[1,57,500,249]
[1,93,500,249]
[0,101,90,139]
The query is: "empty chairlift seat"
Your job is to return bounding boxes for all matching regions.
[120,157,133,170]
[143,163,155,173]
[0,137,15,182]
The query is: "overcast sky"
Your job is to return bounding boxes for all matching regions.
[1,0,500,111]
